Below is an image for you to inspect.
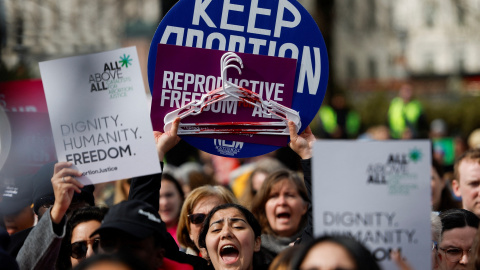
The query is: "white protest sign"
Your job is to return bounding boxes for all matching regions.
[313,140,431,270]
[40,47,161,185]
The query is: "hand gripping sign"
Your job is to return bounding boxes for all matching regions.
[151,44,299,150]
[148,0,328,158]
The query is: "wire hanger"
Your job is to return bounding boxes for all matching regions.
[163,52,301,135]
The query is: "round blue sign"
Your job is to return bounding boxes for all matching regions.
[148,0,328,158]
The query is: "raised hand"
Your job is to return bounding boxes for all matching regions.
[154,117,181,161]
[50,162,84,224]
[288,121,315,160]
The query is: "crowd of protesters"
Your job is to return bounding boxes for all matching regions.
[1,84,480,270]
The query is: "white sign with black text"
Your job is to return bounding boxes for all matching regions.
[312,140,431,270]
[40,47,161,185]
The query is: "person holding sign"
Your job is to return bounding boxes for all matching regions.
[15,162,96,270]
[251,122,314,264]
[436,209,479,270]
[16,119,183,270]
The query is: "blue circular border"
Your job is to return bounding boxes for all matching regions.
[148,0,328,158]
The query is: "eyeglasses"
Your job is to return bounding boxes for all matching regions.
[70,238,100,259]
[432,241,437,251]
[188,213,207,224]
[438,247,472,262]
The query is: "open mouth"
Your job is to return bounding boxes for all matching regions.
[220,244,239,264]
[277,212,291,220]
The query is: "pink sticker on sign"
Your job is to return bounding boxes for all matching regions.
[150,44,297,147]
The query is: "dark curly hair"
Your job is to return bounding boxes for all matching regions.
[56,206,108,270]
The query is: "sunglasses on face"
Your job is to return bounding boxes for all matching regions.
[70,238,100,259]
[188,213,207,224]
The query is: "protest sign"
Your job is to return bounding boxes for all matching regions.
[148,0,328,157]
[312,140,431,270]
[40,47,161,185]
[150,44,297,148]
[0,80,56,177]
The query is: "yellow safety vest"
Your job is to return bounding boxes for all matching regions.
[388,97,423,139]
[319,105,361,138]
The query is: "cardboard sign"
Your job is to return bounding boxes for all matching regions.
[148,0,328,157]
[39,47,161,185]
[150,44,297,148]
[312,141,431,270]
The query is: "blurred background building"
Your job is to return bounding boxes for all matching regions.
[0,0,479,137]
[0,0,161,89]
[333,0,480,94]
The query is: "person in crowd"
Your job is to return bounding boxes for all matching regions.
[436,208,479,270]
[251,122,314,264]
[239,157,285,209]
[72,251,148,270]
[56,206,108,269]
[91,200,169,270]
[468,128,480,150]
[32,162,96,220]
[159,173,185,245]
[177,185,238,257]
[388,83,427,139]
[0,175,35,235]
[452,148,480,217]
[251,169,309,261]
[290,235,381,270]
[317,93,361,139]
[7,161,95,259]
[14,161,96,269]
[91,119,210,270]
[93,201,202,270]
[197,203,264,270]
[267,245,301,270]
[15,118,182,270]
[432,159,460,212]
